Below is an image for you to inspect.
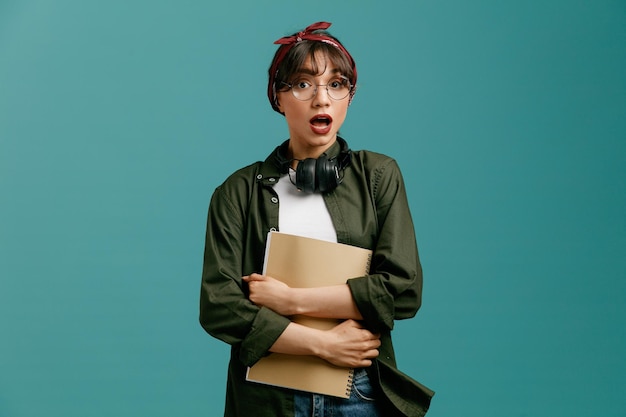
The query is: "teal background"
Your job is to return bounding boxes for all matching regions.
[1,1,625,416]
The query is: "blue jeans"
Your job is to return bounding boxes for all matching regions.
[294,368,383,417]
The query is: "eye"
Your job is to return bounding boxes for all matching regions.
[293,79,313,90]
[328,78,349,90]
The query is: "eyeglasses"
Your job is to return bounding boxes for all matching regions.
[280,76,353,101]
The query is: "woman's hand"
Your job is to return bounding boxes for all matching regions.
[269,319,381,368]
[318,319,381,368]
[243,273,295,316]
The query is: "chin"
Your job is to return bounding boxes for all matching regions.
[309,135,337,149]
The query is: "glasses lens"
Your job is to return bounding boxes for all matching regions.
[291,79,315,101]
[327,78,351,100]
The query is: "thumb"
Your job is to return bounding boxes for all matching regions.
[243,273,264,282]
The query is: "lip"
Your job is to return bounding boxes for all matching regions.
[309,114,333,135]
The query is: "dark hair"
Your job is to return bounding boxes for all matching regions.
[268,31,356,114]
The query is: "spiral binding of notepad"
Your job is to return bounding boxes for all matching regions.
[345,368,355,397]
[364,253,372,274]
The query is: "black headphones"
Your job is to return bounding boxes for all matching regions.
[275,137,352,193]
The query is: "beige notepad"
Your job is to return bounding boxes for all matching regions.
[246,231,372,398]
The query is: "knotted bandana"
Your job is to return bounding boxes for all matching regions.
[268,22,357,113]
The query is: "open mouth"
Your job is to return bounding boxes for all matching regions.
[310,114,333,127]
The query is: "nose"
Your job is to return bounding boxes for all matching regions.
[312,85,331,107]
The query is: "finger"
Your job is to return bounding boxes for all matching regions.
[365,348,380,359]
[343,319,364,329]
[359,358,374,367]
[363,338,381,350]
[357,329,380,341]
[243,273,264,282]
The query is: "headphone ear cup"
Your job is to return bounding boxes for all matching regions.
[295,158,317,193]
[316,154,339,193]
[292,138,351,193]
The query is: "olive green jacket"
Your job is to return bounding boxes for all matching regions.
[199,139,434,416]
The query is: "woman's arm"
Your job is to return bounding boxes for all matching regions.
[243,273,363,319]
[269,319,380,368]
[345,157,423,333]
[200,180,291,367]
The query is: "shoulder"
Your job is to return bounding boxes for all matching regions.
[206,161,266,229]
[347,150,407,203]
[350,149,403,180]
[210,161,263,207]
[215,144,282,195]
[215,161,263,197]
[219,161,263,189]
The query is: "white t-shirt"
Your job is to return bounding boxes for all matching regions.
[272,171,337,243]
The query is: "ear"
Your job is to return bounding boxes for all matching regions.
[276,96,284,113]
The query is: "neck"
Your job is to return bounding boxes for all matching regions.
[287,138,337,161]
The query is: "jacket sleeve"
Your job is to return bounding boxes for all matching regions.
[199,183,291,367]
[347,158,423,333]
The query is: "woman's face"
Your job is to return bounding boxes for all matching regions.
[277,52,350,160]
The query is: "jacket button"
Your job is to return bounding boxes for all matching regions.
[270,197,278,204]
[256,174,263,180]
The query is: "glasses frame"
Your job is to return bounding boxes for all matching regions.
[279,76,353,101]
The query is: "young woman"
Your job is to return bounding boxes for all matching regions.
[200,21,433,417]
